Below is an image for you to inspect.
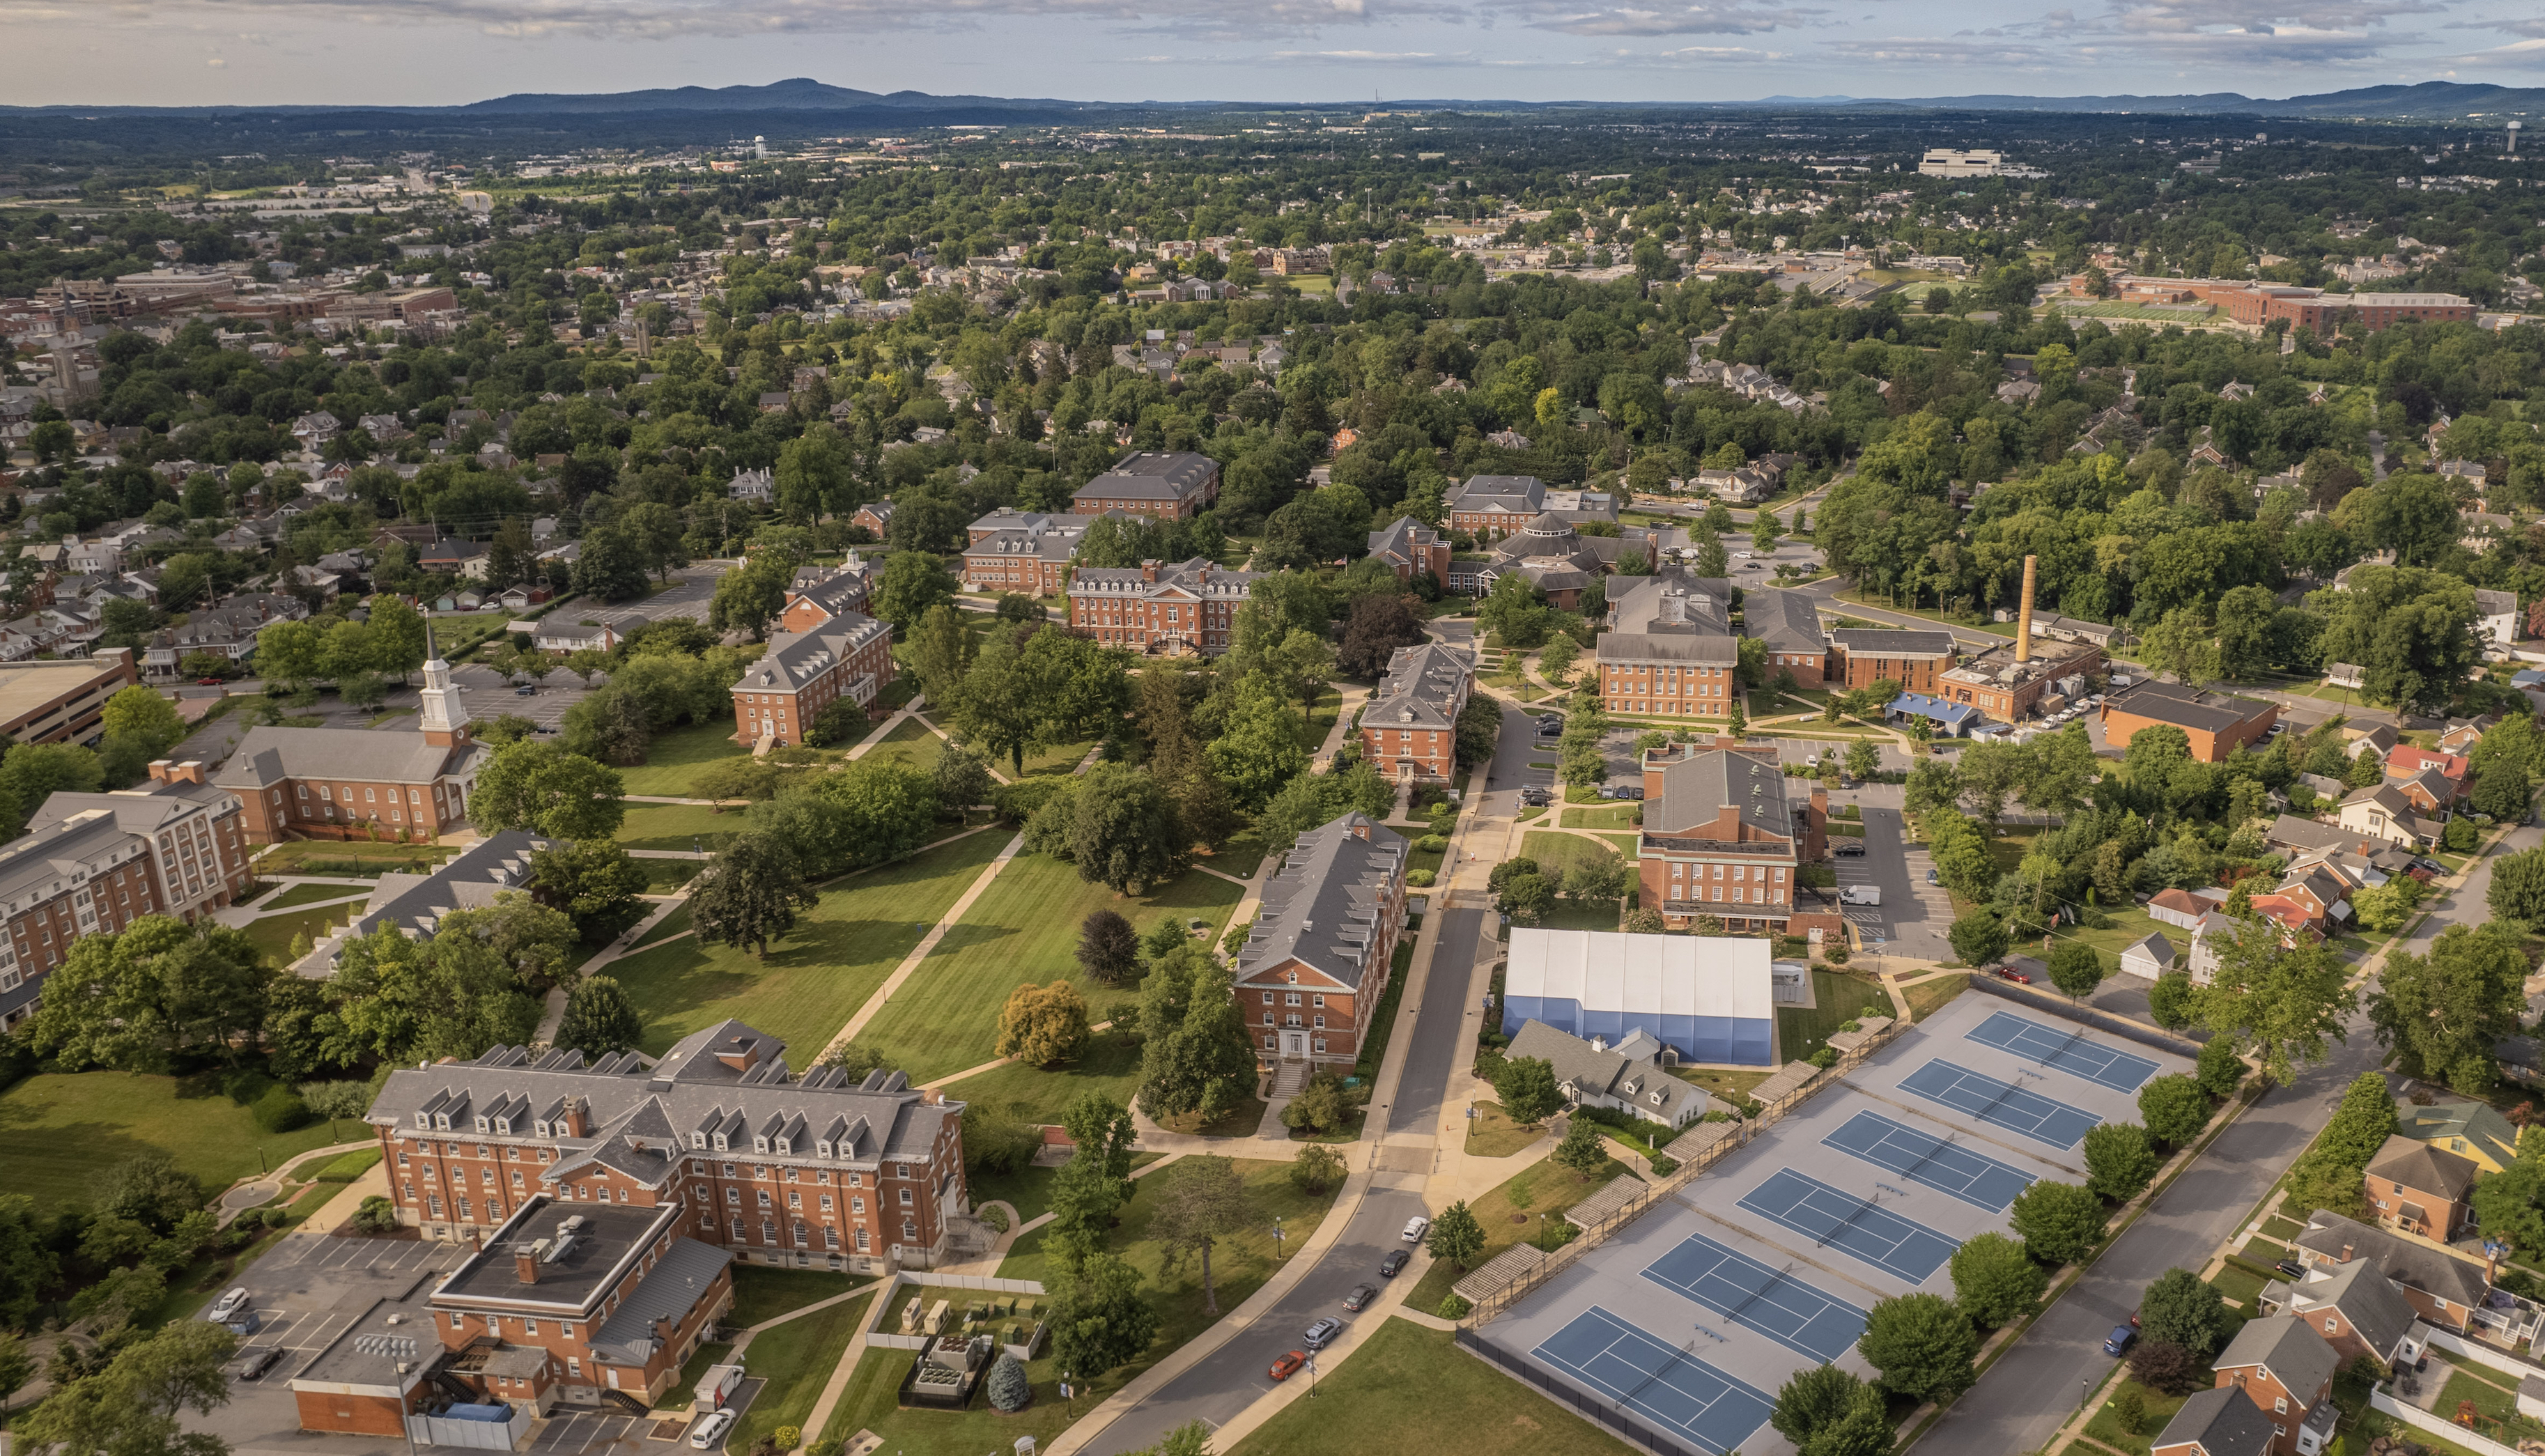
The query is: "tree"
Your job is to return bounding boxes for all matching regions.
[0,1195,61,1333]
[554,975,643,1060]
[2371,923,2526,1094]
[2192,917,2356,1084]
[1553,1117,1608,1180]
[2195,1035,2245,1099]
[1949,1232,2048,1327]
[1336,592,1428,679]
[13,1317,235,1456]
[934,742,993,811]
[907,604,976,708]
[1205,673,1310,810]
[571,520,651,602]
[2287,1070,2399,1216]
[2138,1075,2211,1148]
[1426,1200,1486,1270]
[1134,947,1258,1126]
[707,559,789,640]
[530,838,650,943]
[1494,1055,1563,1124]
[1290,1143,1345,1195]
[2148,973,2196,1031]
[1151,1155,1254,1314]
[871,550,957,633]
[2084,1122,2160,1203]
[2009,1179,2105,1265]
[0,1330,31,1414]
[1065,761,1189,894]
[2128,1340,2204,1396]
[2312,564,2480,715]
[986,1352,1031,1414]
[2137,1266,2236,1361]
[1050,1092,1142,1246]
[22,915,272,1074]
[2047,941,2104,1002]
[996,981,1091,1067]
[1077,910,1140,984]
[2492,846,2545,923]
[368,594,428,681]
[1045,1247,1157,1378]
[1949,911,2009,968]
[98,688,183,757]
[1772,1365,1888,1455]
[471,739,627,839]
[1455,693,1503,767]
[2471,1145,2545,1257]
[688,833,816,958]
[1859,1293,1978,1402]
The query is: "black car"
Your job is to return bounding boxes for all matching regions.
[2275,1258,2307,1279]
[233,1345,284,1381]
[1343,1283,1379,1312]
[1617,787,1644,801]
[1834,841,1867,857]
[1519,789,1552,806]
[1379,1250,1409,1278]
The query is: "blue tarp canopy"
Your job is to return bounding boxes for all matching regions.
[1889,692,1982,729]
[442,1405,512,1423]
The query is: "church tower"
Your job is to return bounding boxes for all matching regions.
[418,624,470,749]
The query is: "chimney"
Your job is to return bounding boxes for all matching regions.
[2014,555,2038,665]
[148,759,171,783]
[560,1098,588,1138]
[1661,592,1685,625]
[175,761,205,785]
[514,1246,539,1285]
[1140,559,1160,582]
[2339,1244,2354,1263]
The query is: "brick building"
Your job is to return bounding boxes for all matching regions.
[2363,1133,2480,1240]
[1596,572,1740,716]
[1937,633,2104,724]
[1827,628,1957,692]
[1067,557,1260,656]
[2211,1315,2339,1456]
[730,612,896,748]
[1234,814,1409,1070]
[214,636,484,843]
[0,763,254,1030]
[2291,1210,2491,1333]
[2268,1261,2420,1368]
[962,511,1101,596]
[1444,475,1545,539]
[2098,679,2280,762]
[773,557,875,633]
[2151,1388,2278,1456]
[1069,451,1219,520]
[1359,642,1473,782]
[1636,743,1827,933]
[1742,589,1830,688]
[1366,516,1452,583]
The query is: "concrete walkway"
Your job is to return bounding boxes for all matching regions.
[818,832,1026,1062]
[843,694,928,761]
[532,894,693,1043]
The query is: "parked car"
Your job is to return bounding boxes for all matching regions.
[2275,1258,2307,1279]
[1379,1250,1409,1278]
[1268,1350,1306,1381]
[1402,1215,1431,1242]
[689,1411,736,1450]
[1616,787,1645,801]
[1994,966,2032,984]
[233,1345,284,1381]
[514,684,536,695]
[1926,868,1939,884]
[207,1287,252,1324]
[1833,841,1866,857]
[1304,1317,1345,1351]
[2102,1325,2137,1356]
[1519,789,1552,806]
[196,676,225,686]
[1344,1283,1379,1312]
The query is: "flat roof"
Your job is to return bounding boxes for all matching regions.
[1505,929,1773,1021]
[0,657,125,728]
[433,1197,677,1313]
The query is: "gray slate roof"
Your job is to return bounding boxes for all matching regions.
[2215,1314,2339,1402]
[1237,813,1406,991]
[1600,570,1739,665]
[2300,1257,2418,1359]
[212,725,478,791]
[341,829,555,948]
[1074,451,1216,503]
[1368,642,1472,731]
[1741,588,1827,654]
[2294,1209,2490,1310]
[1829,626,1958,657]
[1508,1020,1712,1126]
[738,614,891,696]
[2151,1387,2277,1456]
[1649,748,1796,843]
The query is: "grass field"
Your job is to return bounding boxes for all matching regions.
[856,853,1244,1083]
[1782,969,1889,1064]
[1228,1319,1638,1456]
[243,904,362,965]
[862,716,946,776]
[2082,1377,2188,1456]
[258,881,373,910]
[731,1290,874,1453]
[1405,1152,1629,1314]
[1465,1102,1546,1158]
[614,720,752,797]
[1558,805,1642,830]
[603,828,1014,1059]
[616,802,750,853]
[1904,973,1968,1021]
[251,841,458,878]
[935,1025,1145,1128]
[0,1073,352,1212]
[1518,831,1633,878]
[628,904,693,950]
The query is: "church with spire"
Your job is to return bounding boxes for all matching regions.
[213,625,490,844]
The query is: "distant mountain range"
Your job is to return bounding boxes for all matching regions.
[3,77,2538,124]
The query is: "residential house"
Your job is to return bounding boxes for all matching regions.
[2385,745,2468,810]
[1232,813,1409,1071]
[2211,1315,2340,1456]
[419,539,491,580]
[2266,1259,2423,1368]
[2149,888,2227,931]
[1506,1020,1716,1131]
[2151,1388,2279,1456]
[2395,1099,2521,1174]
[851,500,895,538]
[1366,517,1452,583]
[728,467,775,504]
[1634,743,1829,936]
[2119,932,2176,980]
[2337,784,2443,849]
[1359,642,1473,783]
[531,618,636,656]
[2477,588,2521,652]
[2341,721,2399,760]
[2362,1133,2480,1240]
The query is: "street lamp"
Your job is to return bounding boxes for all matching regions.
[354,1333,422,1456]
[1271,1216,1285,1261]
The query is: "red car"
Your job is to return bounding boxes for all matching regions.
[1994,966,2031,984]
[196,676,224,686]
[1268,1350,1306,1381]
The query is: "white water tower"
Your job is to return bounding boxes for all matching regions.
[753,134,769,159]
[2507,121,2523,155]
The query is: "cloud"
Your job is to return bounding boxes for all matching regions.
[1812,33,2064,63]
[1508,1,1823,36]
[2439,34,2545,63]
[0,0,1438,38]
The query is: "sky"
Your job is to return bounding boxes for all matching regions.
[8,0,2545,110]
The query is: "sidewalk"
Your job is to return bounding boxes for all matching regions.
[817,832,1024,1060]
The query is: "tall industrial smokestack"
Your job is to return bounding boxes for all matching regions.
[2015,555,2038,664]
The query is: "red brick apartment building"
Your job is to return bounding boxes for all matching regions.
[0,763,254,1032]
[214,637,483,842]
[1635,743,1830,934]
[1367,517,1453,582]
[773,558,874,633]
[1234,814,1408,1070]
[1826,629,1957,692]
[961,510,1104,596]
[1067,557,1260,656]
[1359,642,1473,782]
[1069,451,1219,520]
[730,612,895,748]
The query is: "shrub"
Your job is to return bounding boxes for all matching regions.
[2114,1388,2145,1434]
[773,1427,802,1450]
[1407,869,1435,887]
[1437,1294,1472,1319]
[1648,1154,1679,1175]
[987,1354,1030,1413]
[1415,835,1448,853]
[1808,1047,1839,1069]
[251,1085,311,1134]
[1290,1143,1347,1195]
[977,1205,1010,1234]
[992,777,1071,824]
[352,1196,401,1234]
[2127,1339,2203,1395]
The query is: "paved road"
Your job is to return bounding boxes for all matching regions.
[1915,816,2537,1452]
[1837,805,1954,963]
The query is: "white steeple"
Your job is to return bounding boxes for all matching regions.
[418,621,466,748]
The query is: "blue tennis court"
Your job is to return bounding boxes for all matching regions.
[1822,1110,2039,1212]
[1735,1168,1960,1282]
[1898,1058,2102,1149]
[1966,1010,2161,1092]
[1641,1232,1870,1363]
[1531,1306,1776,1455]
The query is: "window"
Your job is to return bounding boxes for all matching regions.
[899,1188,913,1206]
[451,1312,465,1329]
[757,1190,772,1207]
[525,1319,539,1335]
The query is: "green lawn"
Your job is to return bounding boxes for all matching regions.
[628,904,693,950]
[1229,1319,1638,1456]
[1404,1152,1632,1315]
[604,829,1014,1060]
[731,1290,874,1453]
[612,720,752,797]
[935,1025,1145,1128]
[1517,832,1632,880]
[616,802,752,853]
[862,716,946,776]
[243,904,362,966]
[1782,970,1889,1064]
[727,1264,862,1330]
[1205,824,1270,880]
[250,841,458,878]
[1465,1103,1545,1158]
[856,853,1244,1083]
[1533,901,1622,933]
[258,881,373,911]
[0,1072,353,1212]
[1558,805,1642,830]
[2082,1377,2188,1456]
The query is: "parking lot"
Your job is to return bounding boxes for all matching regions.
[1478,992,2189,1455]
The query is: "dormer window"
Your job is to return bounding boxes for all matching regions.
[415,1112,431,1129]
[494,1119,511,1136]
[435,1114,451,1131]
[817,1141,833,1157]
[755,1137,770,1153]
[775,1140,791,1155]
[536,1121,552,1137]
[711,1135,728,1152]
